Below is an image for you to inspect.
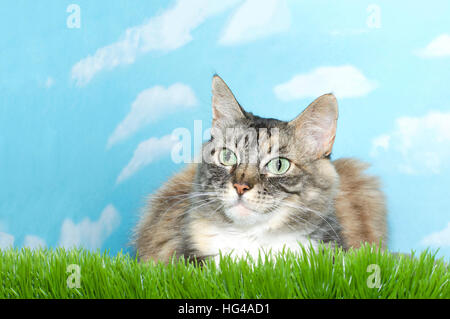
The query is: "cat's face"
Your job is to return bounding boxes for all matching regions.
[195,75,339,226]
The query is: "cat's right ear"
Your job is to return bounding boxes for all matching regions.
[212,75,246,126]
[288,93,338,159]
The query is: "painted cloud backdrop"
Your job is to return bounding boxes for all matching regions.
[0,0,449,259]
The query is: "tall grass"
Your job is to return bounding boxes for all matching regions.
[0,244,448,299]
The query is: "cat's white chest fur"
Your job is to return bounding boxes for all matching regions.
[192,220,319,262]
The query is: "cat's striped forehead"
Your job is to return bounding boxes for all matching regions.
[209,119,293,164]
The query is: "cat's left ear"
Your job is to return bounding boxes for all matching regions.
[288,93,338,159]
[211,75,246,126]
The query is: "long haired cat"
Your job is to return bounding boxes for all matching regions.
[134,75,387,263]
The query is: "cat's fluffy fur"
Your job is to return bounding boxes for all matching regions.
[134,76,387,263]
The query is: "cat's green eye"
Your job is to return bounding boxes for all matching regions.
[267,158,290,175]
[219,148,237,166]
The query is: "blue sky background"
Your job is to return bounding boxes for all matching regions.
[1,0,449,259]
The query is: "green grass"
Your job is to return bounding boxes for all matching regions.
[0,244,448,299]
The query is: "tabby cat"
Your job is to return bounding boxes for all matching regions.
[135,75,387,263]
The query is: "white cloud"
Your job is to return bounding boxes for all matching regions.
[421,222,450,247]
[415,34,450,58]
[23,235,46,250]
[107,83,197,148]
[330,28,369,37]
[371,111,450,174]
[71,0,241,86]
[0,232,14,250]
[117,134,178,184]
[59,204,121,250]
[45,77,54,88]
[219,0,290,45]
[274,65,377,101]
[370,134,390,157]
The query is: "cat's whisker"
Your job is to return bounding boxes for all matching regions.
[159,198,220,221]
[166,182,213,190]
[149,191,220,200]
[282,202,342,242]
[154,193,221,218]
[178,198,223,218]
[283,210,323,231]
[211,203,225,215]
[148,194,221,212]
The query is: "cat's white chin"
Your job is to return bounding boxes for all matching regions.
[230,203,253,216]
[225,202,265,225]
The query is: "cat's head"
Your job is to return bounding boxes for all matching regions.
[195,75,340,226]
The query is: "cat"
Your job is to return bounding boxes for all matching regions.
[134,75,387,263]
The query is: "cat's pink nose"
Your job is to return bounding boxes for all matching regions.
[233,183,250,195]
